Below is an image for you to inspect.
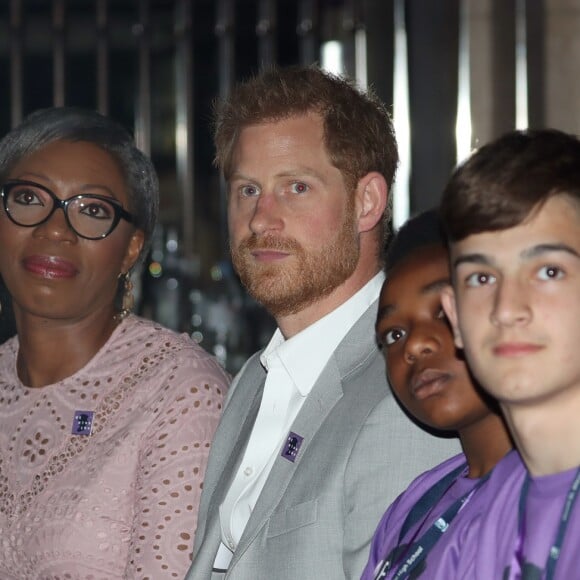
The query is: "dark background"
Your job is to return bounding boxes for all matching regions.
[0,0,554,370]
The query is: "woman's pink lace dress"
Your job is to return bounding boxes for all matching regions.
[0,315,228,579]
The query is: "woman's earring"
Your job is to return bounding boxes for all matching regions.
[119,272,134,320]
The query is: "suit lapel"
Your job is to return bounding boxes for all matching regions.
[197,356,266,549]
[231,352,345,564]
[230,299,380,564]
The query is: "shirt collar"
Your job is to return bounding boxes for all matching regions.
[260,271,385,396]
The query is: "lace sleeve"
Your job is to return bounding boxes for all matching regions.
[125,357,227,580]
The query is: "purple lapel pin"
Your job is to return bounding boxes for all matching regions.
[72,411,94,436]
[281,431,303,463]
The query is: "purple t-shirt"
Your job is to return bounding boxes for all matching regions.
[474,459,580,579]
[362,451,523,580]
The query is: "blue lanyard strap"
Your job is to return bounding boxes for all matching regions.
[516,467,580,580]
[392,491,475,579]
[398,463,467,542]
[374,462,492,580]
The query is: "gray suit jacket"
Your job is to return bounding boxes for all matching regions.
[185,300,459,580]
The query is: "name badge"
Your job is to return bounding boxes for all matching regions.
[72,410,94,435]
[281,431,303,463]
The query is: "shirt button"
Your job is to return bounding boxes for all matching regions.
[244,466,253,476]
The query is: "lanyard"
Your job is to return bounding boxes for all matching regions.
[398,463,466,542]
[512,466,580,580]
[373,462,489,580]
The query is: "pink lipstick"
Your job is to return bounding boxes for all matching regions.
[22,255,78,279]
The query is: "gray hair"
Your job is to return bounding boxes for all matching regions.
[0,107,159,261]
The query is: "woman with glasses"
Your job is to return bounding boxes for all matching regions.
[0,107,229,579]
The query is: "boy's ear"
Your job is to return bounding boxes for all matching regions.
[441,286,464,349]
[355,171,388,233]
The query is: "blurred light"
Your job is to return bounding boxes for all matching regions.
[191,313,202,327]
[321,41,344,76]
[148,261,163,278]
[189,289,202,303]
[210,264,224,282]
[392,0,410,230]
[192,330,203,343]
[515,0,529,129]
[214,344,227,361]
[166,278,178,290]
[175,122,187,153]
[166,238,178,253]
[355,29,368,90]
[456,0,473,164]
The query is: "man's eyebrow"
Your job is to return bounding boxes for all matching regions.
[229,167,326,182]
[228,172,256,183]
[275,168,325,180]
[452,254,493,269]
[521,243,580,260]
[453,243,580,269]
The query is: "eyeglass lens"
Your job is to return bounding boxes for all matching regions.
[4,182,119,239]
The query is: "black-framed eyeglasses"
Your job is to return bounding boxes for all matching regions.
[1,179,135,240]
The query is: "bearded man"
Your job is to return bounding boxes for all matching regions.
[185,66,458,580]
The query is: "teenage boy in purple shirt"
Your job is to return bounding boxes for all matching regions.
[441,128,580,579]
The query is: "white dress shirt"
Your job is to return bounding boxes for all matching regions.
[213,272,385,570]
